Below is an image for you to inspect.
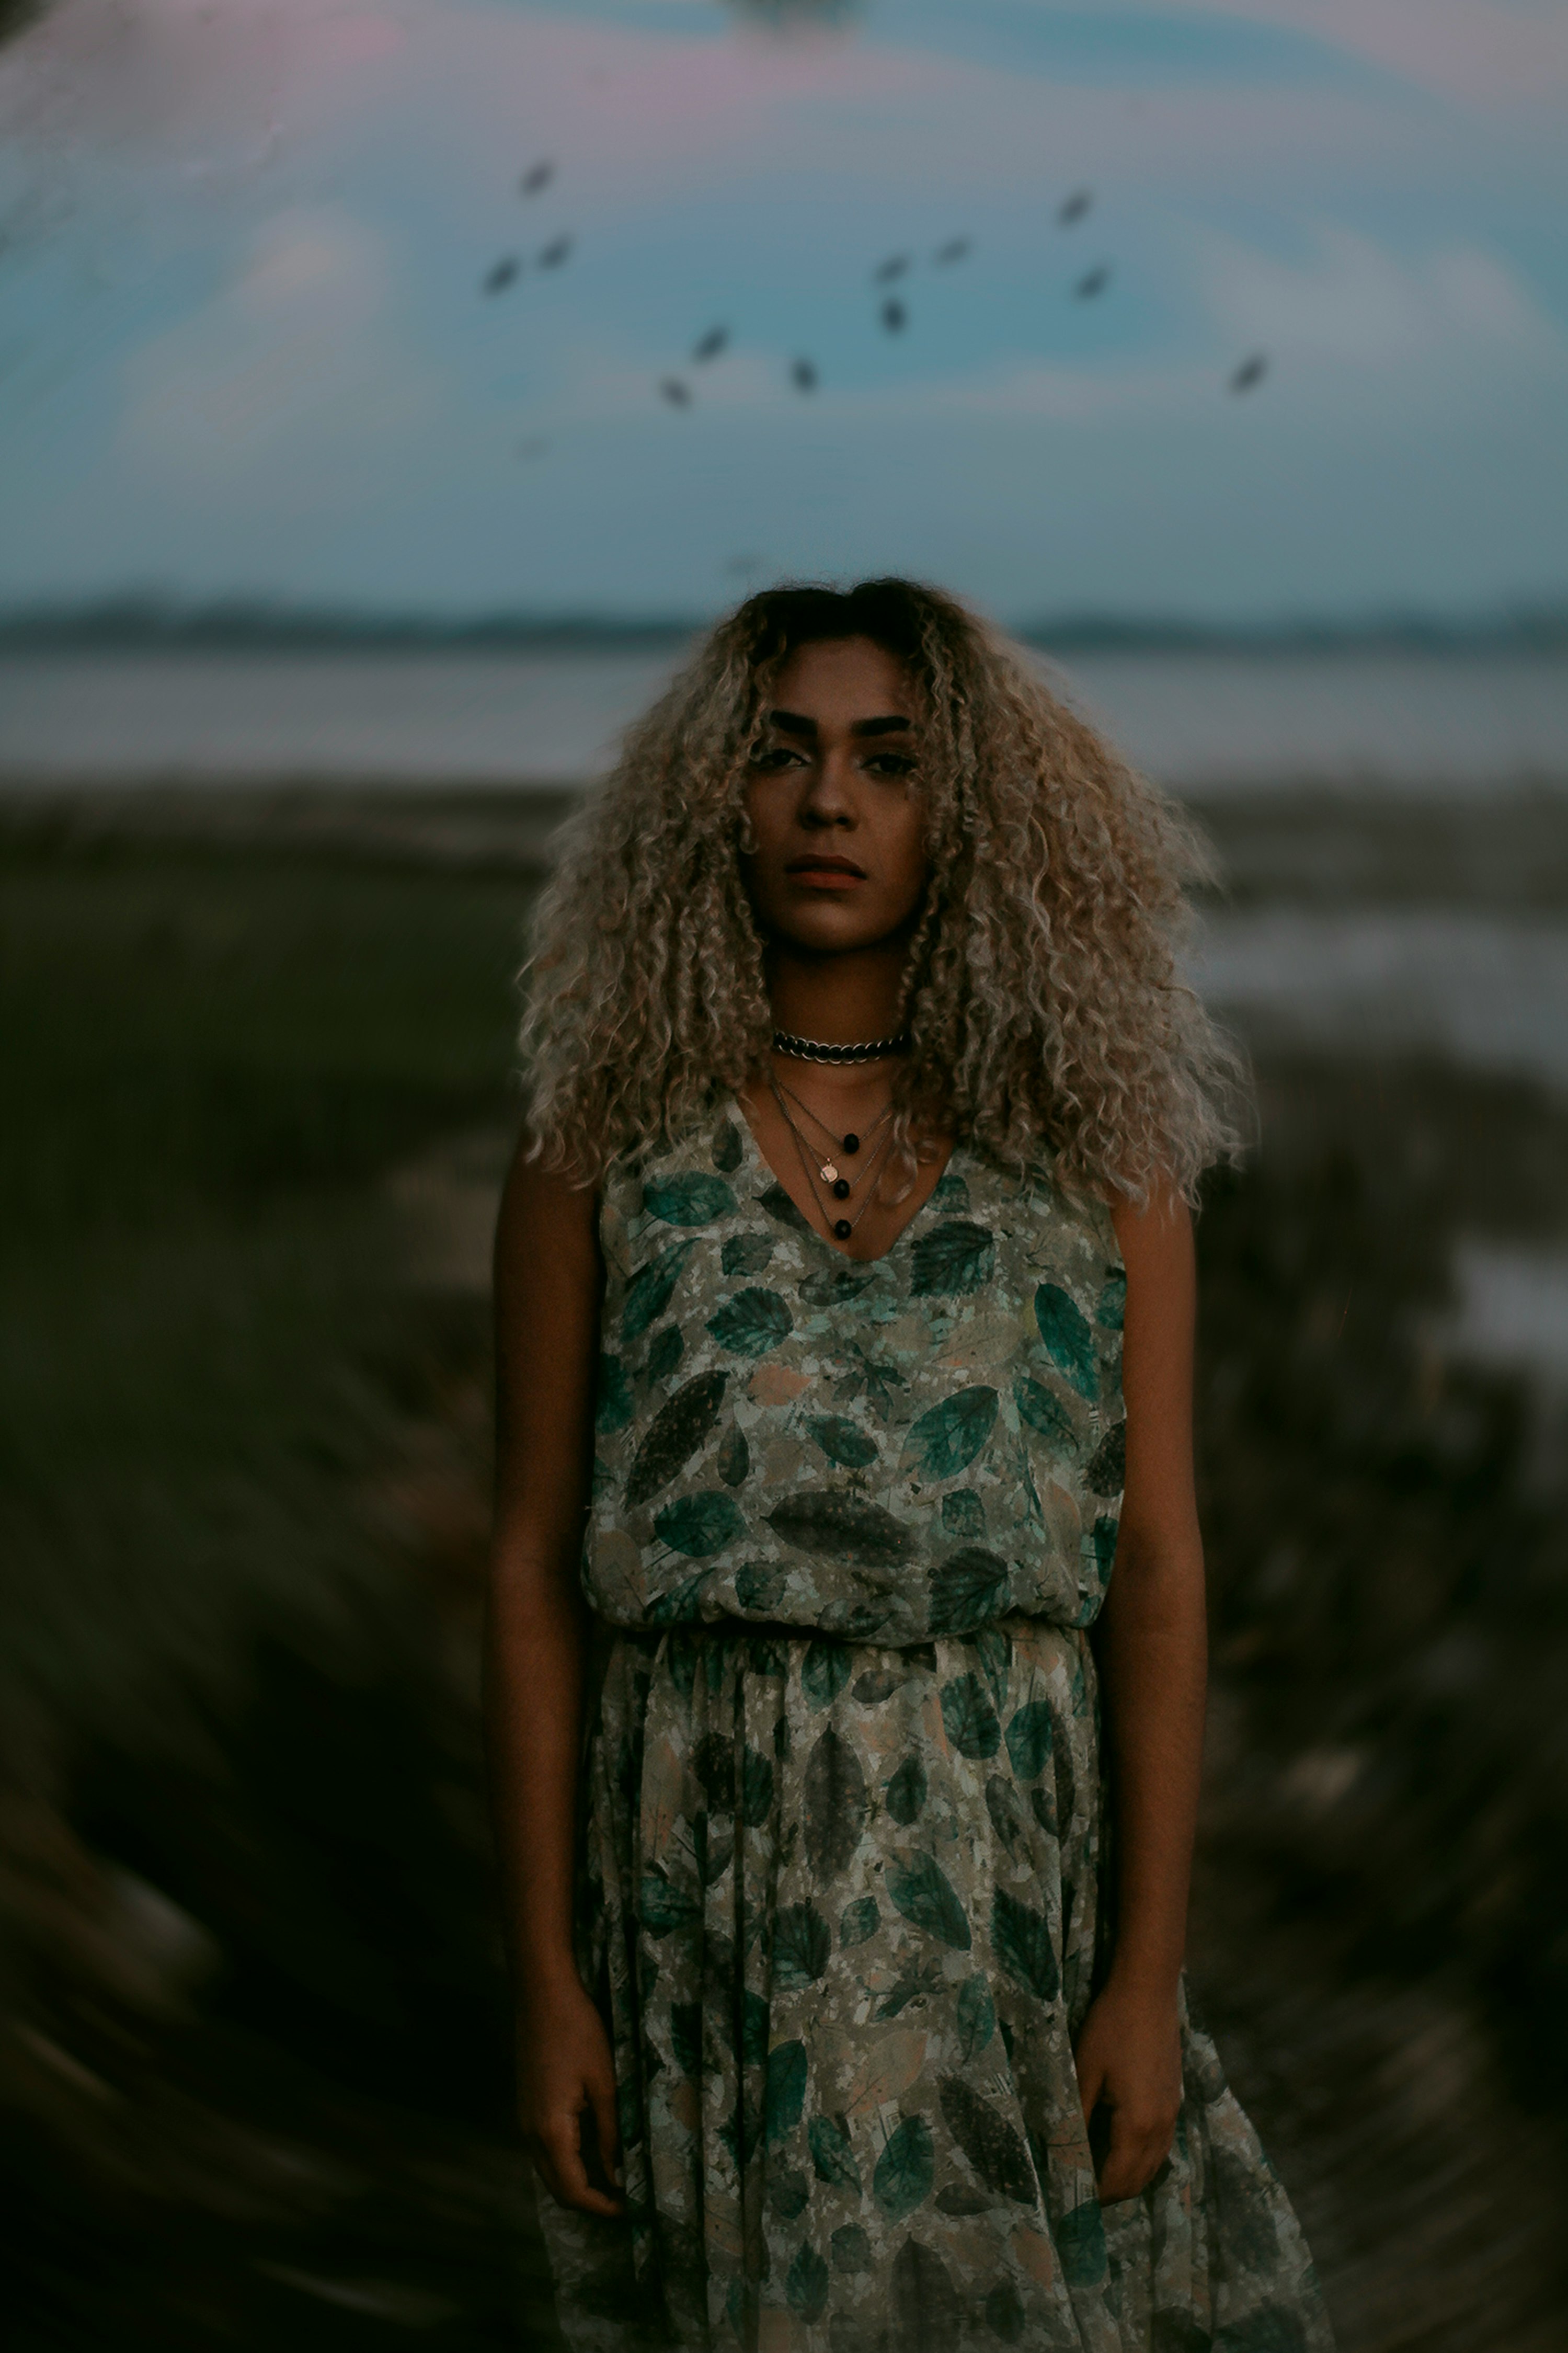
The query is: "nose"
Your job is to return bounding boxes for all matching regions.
[798,737,857,828]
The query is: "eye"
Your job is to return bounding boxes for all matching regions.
[750,744,805,772]
[865,751,917,779]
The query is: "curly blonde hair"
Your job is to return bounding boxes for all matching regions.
[520,579,1243,1207]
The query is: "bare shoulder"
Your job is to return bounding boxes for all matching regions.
[1105,1183,1199,1545]
[1108,1183,1194,1297]
[492,1138,605,1531]
[493,1138,605,1367]
[1107,1183,1195,1429]
[496,1141,601,1279]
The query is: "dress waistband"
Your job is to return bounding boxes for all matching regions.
[592,1611,1083,1651]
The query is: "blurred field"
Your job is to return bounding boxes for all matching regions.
[1,805,540,2348]
[3,787,1567,2348]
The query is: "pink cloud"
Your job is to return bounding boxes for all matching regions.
[346,8,960,201]
[3,0,1558,269]
[0,0,418,163]
[1197,0,1568,105]
[297,5,1471,213]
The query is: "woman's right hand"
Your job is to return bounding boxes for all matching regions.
[517,1976,625,2218]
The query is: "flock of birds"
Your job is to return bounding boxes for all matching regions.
[481,156,569,297]
[482,162,1271,455]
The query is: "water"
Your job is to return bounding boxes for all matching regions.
[1189,907,1568,1092]
[1449,1241,1568,1387]
[2,648,1566,791]
[0,651,678,786]
[1054,652,1568,795]
[5,643,1567,1376]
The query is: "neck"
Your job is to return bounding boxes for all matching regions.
[765,939,907,1047]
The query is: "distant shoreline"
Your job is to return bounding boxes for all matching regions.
[5,775,1567,907]
[3,596,1566,659]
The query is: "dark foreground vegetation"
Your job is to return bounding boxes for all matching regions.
[2,796,1565,2348]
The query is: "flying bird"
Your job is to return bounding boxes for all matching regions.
[880,298,907,334]
[483,256,521,295]
[933,237,972,266]
[660,378,692,407]
[873,255,910,284]
[1058,189,1092,226]
[1074,266,1111,300]
[537,236,573,269]
[692,326,729,363]
[520,161,554,196]
[1229,352,1268,394]
[791,357,818,392]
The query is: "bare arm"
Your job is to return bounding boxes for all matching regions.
[484,1139,623,2217]
[1074,1188,1207,2202]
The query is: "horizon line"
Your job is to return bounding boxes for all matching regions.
[2,589,1567,656]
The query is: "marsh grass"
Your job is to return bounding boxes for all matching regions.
[1,833,525,1729]
[0,821,552,2348]
[3,802,1566,2347]
[1188,1067,1568,2346]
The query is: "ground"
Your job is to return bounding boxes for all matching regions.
[2,788,1564,2348]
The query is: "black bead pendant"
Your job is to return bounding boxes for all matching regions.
[831,1177,851,1200]
[842,1133,860,1154]
[833,1218,853,1240]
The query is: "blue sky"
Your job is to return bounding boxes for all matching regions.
[1,0,1564,622]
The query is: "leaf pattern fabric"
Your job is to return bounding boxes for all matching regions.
[584,1107,1123,1640]
[539,1103,1332,2352]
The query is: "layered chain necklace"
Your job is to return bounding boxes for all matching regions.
[767,1071,897,1243]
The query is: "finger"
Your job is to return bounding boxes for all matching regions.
[1075,2048,1106,2126]
[1094,2105,1146,2201]
[1098,2126,1171,2204]
[543,2114,623,2219]
[588,2072,624,2194]
[527,2137,566,2211]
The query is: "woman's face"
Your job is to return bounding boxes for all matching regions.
[741,635,930,957]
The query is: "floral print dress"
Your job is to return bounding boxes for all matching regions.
[536,1104,1332,2353]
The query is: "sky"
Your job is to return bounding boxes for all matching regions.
[0,0,1565,624]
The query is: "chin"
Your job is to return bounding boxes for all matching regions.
[779,916,890,955]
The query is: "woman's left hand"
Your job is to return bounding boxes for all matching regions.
[1072,1978,1184,2204]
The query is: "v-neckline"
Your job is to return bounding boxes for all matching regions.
[728,1090,960,1270]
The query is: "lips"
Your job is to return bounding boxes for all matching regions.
[786,855,866,879]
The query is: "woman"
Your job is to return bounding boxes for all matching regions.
[487,580,1331,2352]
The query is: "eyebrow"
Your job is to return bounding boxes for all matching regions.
[766,709,913,740]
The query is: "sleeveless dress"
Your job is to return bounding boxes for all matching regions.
[538,1103,1332,2353]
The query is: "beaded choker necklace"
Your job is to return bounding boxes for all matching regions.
[772,1030,909,1066]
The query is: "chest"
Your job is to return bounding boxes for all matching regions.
[596,1111,1124,1467]
[735,1081,955,1264]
